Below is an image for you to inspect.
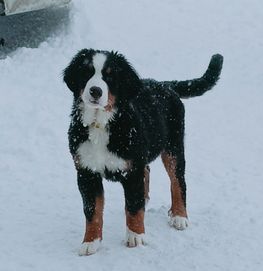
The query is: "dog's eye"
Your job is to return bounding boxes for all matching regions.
[103,75,113,83]
[102,67,114,83]
[88,63,94,69]
[84,64,95,78]
[85,63,94,71]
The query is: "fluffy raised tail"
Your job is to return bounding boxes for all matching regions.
[155,54,224,98]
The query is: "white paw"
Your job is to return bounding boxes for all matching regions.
[169,214,189,230]
[78,239,101,256]
[126,227,146,247]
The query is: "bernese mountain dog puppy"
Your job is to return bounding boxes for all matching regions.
[63,49,223,255]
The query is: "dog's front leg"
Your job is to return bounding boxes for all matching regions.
[77,169,104,256]
[122,166,146,247]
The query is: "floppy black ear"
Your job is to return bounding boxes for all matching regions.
[63,48,95,93]
[110,52,142,101]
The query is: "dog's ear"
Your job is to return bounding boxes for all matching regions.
[110,52,141,101]
[63,49,94,93]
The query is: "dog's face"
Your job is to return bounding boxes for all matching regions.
[63,49,141,111]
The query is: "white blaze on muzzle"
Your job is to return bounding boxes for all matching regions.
[82,53,108,109]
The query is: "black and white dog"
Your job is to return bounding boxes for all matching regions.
[63,49,223,255]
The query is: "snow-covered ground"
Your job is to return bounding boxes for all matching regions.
[0,0,263,270]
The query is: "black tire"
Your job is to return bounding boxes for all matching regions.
[0,38,5,46]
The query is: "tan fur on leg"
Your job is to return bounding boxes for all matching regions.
[161,152,187,218]
[83,196,104,242]
[126,209,145,234]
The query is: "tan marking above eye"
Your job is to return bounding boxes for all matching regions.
[106,67,112,74]
[83,58,89,65]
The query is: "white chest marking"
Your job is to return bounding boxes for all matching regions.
[77,126,126,174]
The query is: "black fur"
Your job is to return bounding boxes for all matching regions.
[146,54,224,98]
[77,169,103,222]
[64,49,223,220]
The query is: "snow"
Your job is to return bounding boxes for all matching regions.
[0,0,263,270]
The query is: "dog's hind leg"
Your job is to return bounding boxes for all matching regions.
[122,166,146,247]
[77,169,104,255]
[161,98,189,230]
[161,152,189,230]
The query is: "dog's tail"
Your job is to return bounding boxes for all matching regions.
[158,54,223,98]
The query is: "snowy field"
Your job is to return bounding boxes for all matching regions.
[0,0,263,270]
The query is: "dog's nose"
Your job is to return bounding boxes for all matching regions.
[90,86,102,99]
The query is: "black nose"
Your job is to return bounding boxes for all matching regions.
[90,86,102,99]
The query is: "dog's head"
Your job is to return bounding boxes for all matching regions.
[63,49,141,111]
